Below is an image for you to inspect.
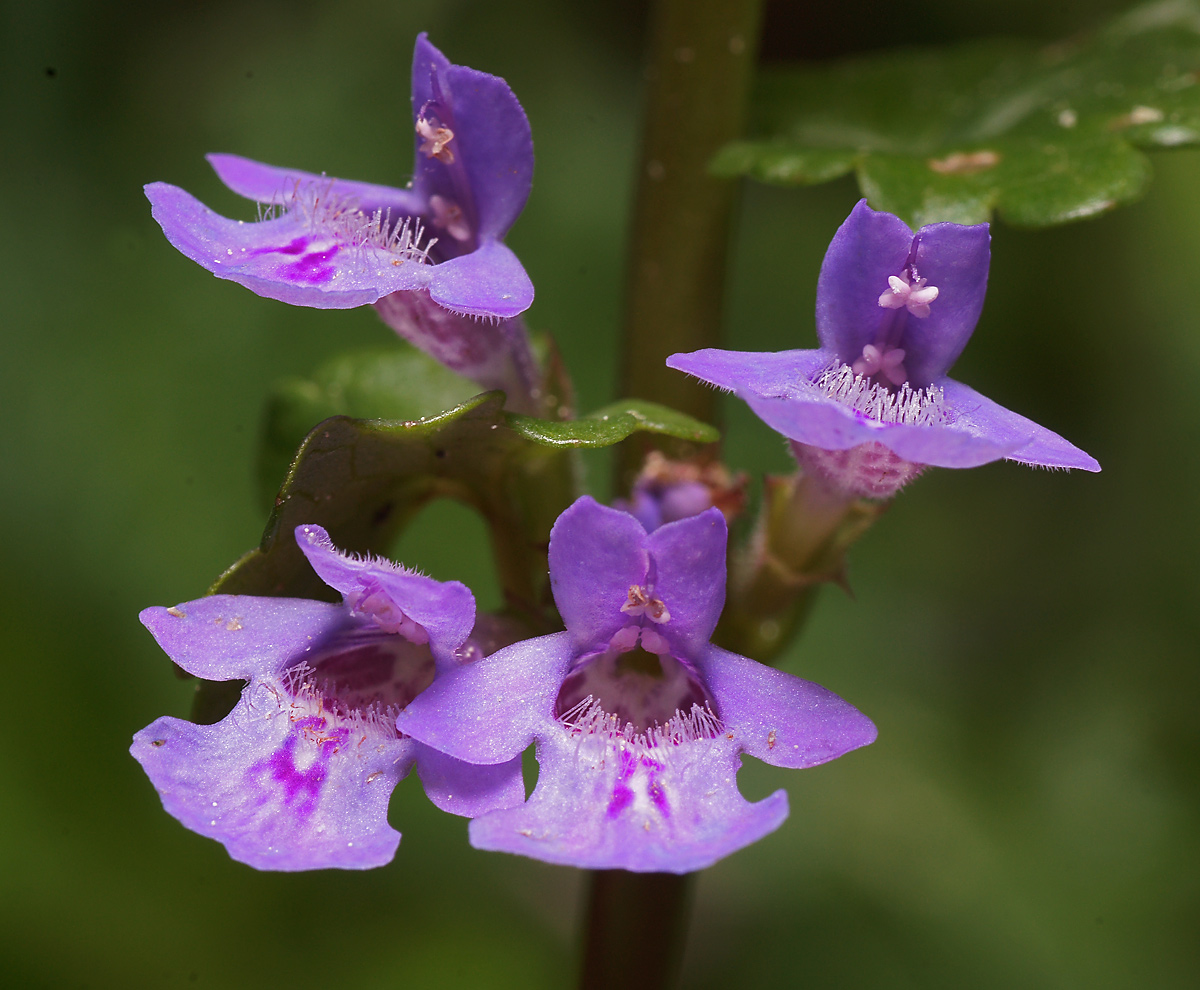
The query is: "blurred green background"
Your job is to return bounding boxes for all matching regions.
[2,0,1197,986]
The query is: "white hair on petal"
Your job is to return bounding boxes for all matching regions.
[559,696,723,757]
[255,662,404,739]
[813,361,947,426]
[259,178,438,265]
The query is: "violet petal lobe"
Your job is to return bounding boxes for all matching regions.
[741,391,908,452]
[548,498,650,655]
[666,347,830,400]
[644,508,727,654]
[144,182,433,309]
[696,646,877,769]
[744,390,1024,467]
[206,152,424,220]
[940,380,1101,471]
[427,240,534,318]
[903,221,990,385]
[296,524,476,663]
[139,596,347,681]
[816,199,913,363]
[397,632,575,765]
[414,743,527,818]
[131,704,411,871]
[467,728,789,873]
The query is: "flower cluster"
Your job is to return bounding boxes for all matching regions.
[136,37,1097,877]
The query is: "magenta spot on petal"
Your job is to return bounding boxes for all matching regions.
[617,749,638,779]
[252,236,310,256]
[647,768,670,818]
[246,717,347,819]
[284,246,340,285]
[607,783,634,818]
[606,750,639,818]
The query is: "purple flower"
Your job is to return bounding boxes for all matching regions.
[145,35,539,405]
[615,451,746,532]
[667,200,1099,498]
[131,524,524,871]
[396,497,875,873]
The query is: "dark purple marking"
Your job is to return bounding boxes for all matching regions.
[284,246,340,285]
[617,749,638,779]
[606,749,640,818]
[245,716,347,819]
[607,782,634,818]
[252,236,310,257]
[646,769,670,818]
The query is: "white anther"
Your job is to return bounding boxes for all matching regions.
[851,344,908,386]
[429,194,471,242]
[878,272,939,318]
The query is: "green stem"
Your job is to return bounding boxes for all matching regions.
[616,0,764,482]
[582,3,764,988]
[579,871,694,990]
[715,471,888,660]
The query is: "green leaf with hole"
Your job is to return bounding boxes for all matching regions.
[506,399,719,448]
[713,0,1200,227]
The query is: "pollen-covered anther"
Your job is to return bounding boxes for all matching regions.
[429,194,471,242]
[620,585,671,623]
[416,117,455,164]
[878,272,939,318]
[851,343,908,386]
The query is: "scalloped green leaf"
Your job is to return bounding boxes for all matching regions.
[714,1,1200,227]
[506,399,719,449]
